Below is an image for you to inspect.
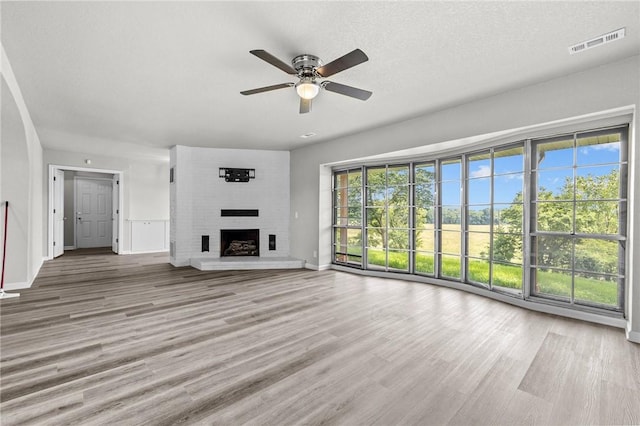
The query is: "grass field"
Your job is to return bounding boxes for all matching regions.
[338,224,617,306]
[363,249,617,306]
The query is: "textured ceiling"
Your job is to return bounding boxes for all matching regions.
[2,1,639,159]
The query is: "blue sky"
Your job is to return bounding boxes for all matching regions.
[450,142,620,206]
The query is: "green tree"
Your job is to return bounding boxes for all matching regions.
[494,168,619,270]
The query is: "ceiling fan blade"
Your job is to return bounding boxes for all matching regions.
[250,50,297,75]
[323,81,372,101]
[300,98,312,114]
[316,49,368,78]
[240,83,294,96]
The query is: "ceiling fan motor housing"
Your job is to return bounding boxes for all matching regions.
[292,54,322,77]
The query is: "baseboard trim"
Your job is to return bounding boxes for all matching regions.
[121,249,169,255]
[3,281,29,290]
[170,259,192,267]
[304,263,330,271]
[626,326,640,344]
[64,245,76,250]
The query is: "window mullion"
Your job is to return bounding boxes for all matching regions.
[461,155,467,283]
[524,139,533,300]
[409,162,415,274]
[435,159,441,278]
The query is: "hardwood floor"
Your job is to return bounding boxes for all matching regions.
[1,250,639,425]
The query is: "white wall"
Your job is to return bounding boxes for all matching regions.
[43,149,170,254]
[170,146,290,266]
[289,55,640,341]
[1,44,44,289]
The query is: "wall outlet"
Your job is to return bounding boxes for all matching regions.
[313,250,317,258]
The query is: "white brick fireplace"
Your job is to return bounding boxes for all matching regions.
[169,145,303,269]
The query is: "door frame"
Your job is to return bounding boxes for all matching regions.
[73,176,113,250]
[48,164,124,260]
[53,168,65,257]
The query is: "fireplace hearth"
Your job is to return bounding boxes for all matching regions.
[220,229,259,257]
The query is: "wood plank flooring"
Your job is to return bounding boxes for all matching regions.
[1,249,639,425]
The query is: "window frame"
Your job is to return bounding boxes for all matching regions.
[330,124,628,315]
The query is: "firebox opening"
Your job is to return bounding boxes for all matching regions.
[220,229,259,257]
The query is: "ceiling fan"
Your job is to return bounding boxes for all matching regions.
[240,49,372,114]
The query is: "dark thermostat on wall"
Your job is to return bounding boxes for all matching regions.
[219,168,255,182]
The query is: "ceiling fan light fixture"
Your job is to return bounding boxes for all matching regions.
[295,80,320,100]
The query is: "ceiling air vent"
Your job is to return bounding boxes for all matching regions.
[569,28,625,55]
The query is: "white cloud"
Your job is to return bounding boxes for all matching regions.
[470,165,490,178]
[582,143,620,154]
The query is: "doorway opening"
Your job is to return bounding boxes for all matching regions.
[48,165,123,259]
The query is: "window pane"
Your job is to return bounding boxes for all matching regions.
[574,272,618,307]
[441,255,461,278]
[441,230,461,255]
[415,252,435,275]
[415,229,434,252]
[575,165,619,200]
[388,165,409,185]
[335,205,347,220]
[367,248,386,268]
[535,202,572,232]
[334,172,348,189]
[388,185,409,204]
[575,201,619,235]
[388,207,409,228]
[442,206,461,225]
[534,268,572,299]
[441,182,461,205]
[494,174,523,204]
[574,239,618,275]
[468,258,490,284]
[495,146,524,174]
[388,230,409,250]
[532,236,572,269]
[366,207,385,227]
[536,137,573,169]
[367,167,386,185]
[468,178,490,204]
[492,262,523,290]
[415,163,435,184]
[441,160,461,181]
[348,207,362,226]
[537,169,573,199]
[467,231,490,258]
[415,184,435,208]
[348,170,362,187]
[577,132,621,166]
[494,203,522,231]
[366,229,385,249]
[468,206,491,226]
[388,250,409,271]
[493,233,522,264]
[468,153,490,179]
[366,186,385,204]
[334,228,347,246]
[347,188,362,205]
[416,208,435,227]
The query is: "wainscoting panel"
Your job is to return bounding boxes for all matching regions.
[130,220,169,253]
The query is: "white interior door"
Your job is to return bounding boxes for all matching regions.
[53,169,65,257]
[112,176,119,253]
[75,177,113,248]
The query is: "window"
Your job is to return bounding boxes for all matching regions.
[365,165,411,271]
[333,168,363,267]
[414,162,436,275]
[332,124,628,314]
[439,158,462,279]
[531,128,626,309]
